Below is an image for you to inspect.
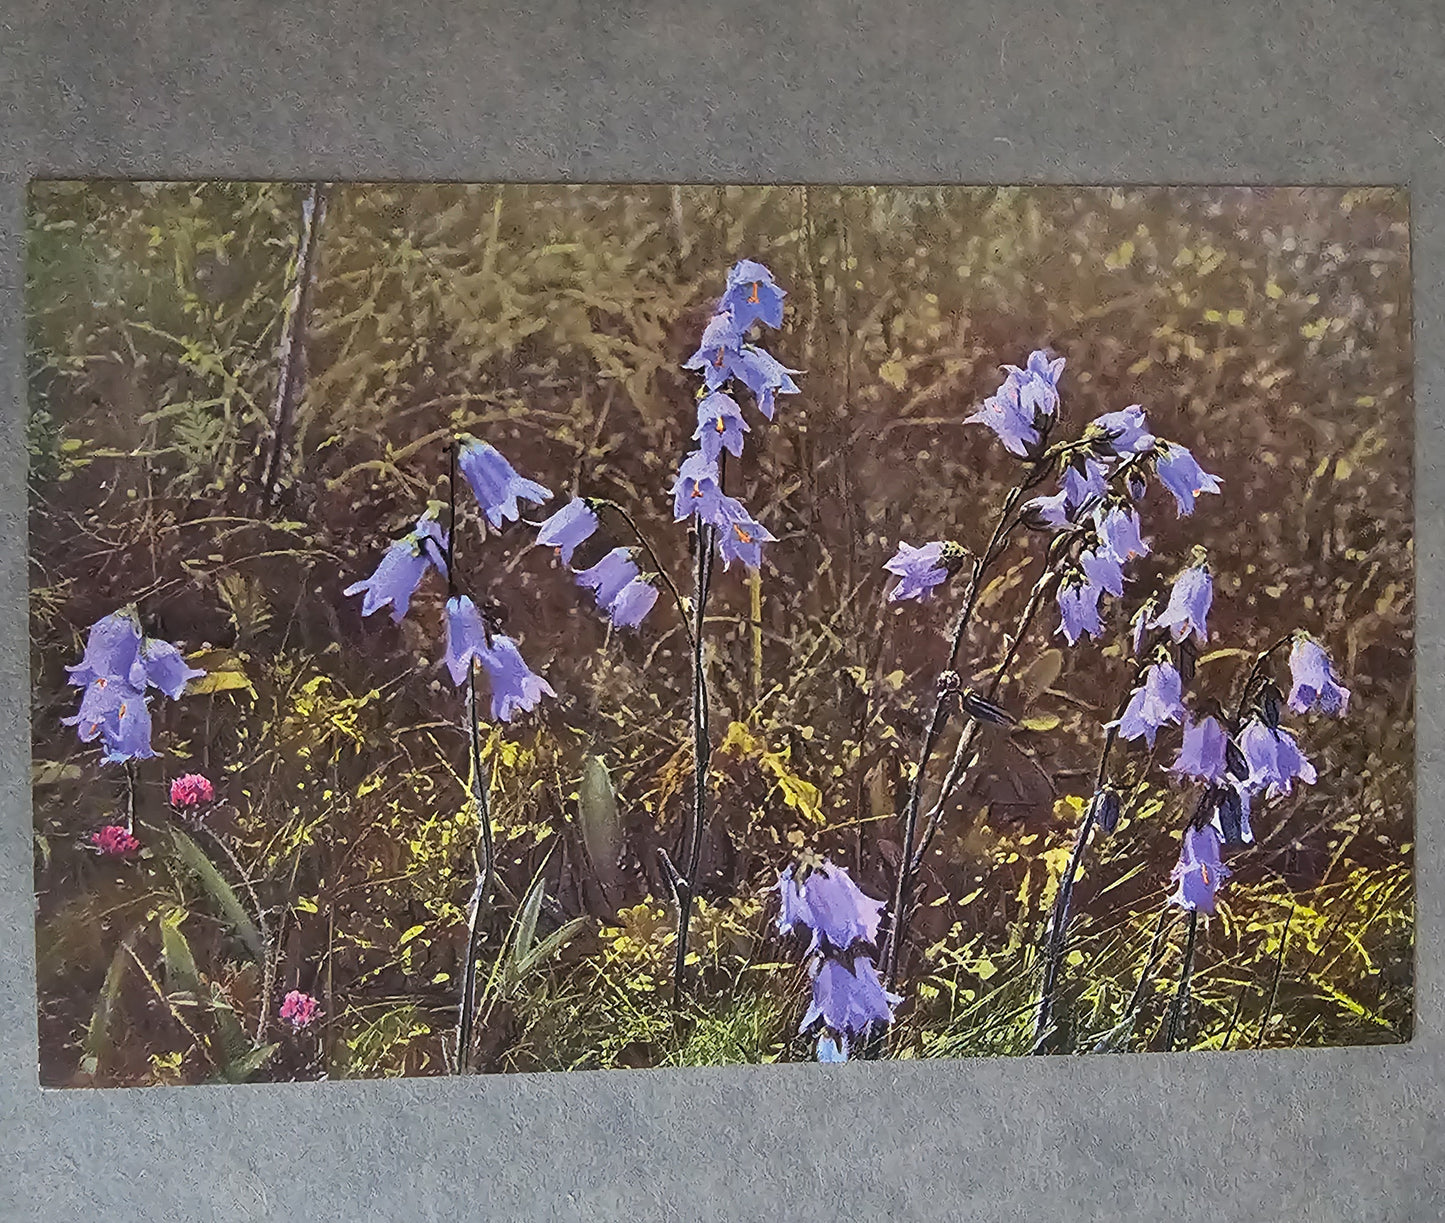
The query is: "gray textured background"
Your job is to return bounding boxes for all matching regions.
[0,3,1440,1219]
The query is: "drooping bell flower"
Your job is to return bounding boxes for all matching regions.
[683,308,745,388]
[728,345,802,419]
[884,541,957,604]
[535,497,600,566]
[63,675,135,743]
[815,1033,849,1063]
[576,548,641,610]
[1168,823,1231,914]
[671,450,726,523]
[474,634,556,723]
[1239,719,1317,796]
[443,595,493,687]
[720,258,787,332]
[1114,659,1186,747]
[279,990,320,1031]
[965,377,1039,457]
[65,607,144,689]
[694,391,751,462]
[1152,555,1213,645]
[100,688,158,764]
[455,436,552,528]
[605,577,659,629]
[1170,716,1229,784]
[1287,635,1350,716]
[713,496,776,570]
[799,954,903,1039]
[1089,404,1151,455]
[774,861,886,954]
[344,522,447,624]
[1079,547,1126,598]
[1154,441,1222,516]
[136,638,206,699]
[1056,573,1105,646]
[1023,489,1074,529]
[1001,350,1066,418]
[1062,456,1110,507]
[1093,502,1150,564]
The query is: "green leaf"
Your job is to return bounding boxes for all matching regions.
[81,927,139,1077]
[167,828,264,961]
[219,1042,279,1084]
[515,917,589,976]
[159,907,202,1002]
[511,871,547,971]
[578,755,623,892]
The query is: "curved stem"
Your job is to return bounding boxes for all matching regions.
[594,499,695,650]
[456,662,495,1073]
[1164,908,1200,1051]
[1229,633,1294,728]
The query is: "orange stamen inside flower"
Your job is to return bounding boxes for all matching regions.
[118,702,128,718]
[96,676,107,688]
[1201,865,1210,885]
[691,486,704,498]
[733,524,753,543]
[715,416,725,433]
[748,281,761,303]
[713,347,725,368]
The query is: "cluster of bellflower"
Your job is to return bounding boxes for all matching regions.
[62,605,205,763]
[774,860,900,1062]
[533,499,660,630]
[344,439,555,722]
[672,260,800,570]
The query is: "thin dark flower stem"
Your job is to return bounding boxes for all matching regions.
[456,662,495,1073]
[1253,902,1296,1049]
[1121,904,1177,1026]
[446,439,459,598]
[1165,908,1201,1051]
[1229,633,1294,728]
[595,499,695,650]
[1221,981,1250,1051]
[123,761,137,835]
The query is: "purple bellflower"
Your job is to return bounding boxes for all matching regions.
[1239,719,1317,796]
[1287,635,1350,716]
[1115,659,1186,747]
[714,497,776,571]
[730,345,801,419]
[474,634,556,723]
[443,595,493,687]
[606,577,659,629]
[1025,489,1074,529]
[965,378,1039,457]
[345,533,438,624]
[63,674,135,743]
[1090,405,1151,455]
[815,1033,849,1063]
[671,450,725,523]
[1154,441,1222,516]
[1170,715,1229,784]
[799,955,903,1040]
[136,638,205,699]
[721,259,786,332]
[100,689,157,763]
[1062,456,1110,507]
[535,497,600,566]
[456,436,552,528]
[66,607,144,690]
[1079,547,1126,598]
[1057,574,1105,646]
[684,308,745,388]
[884,541,956,604]
[1152,556,1213,645]
[1002,350,1066,418]
[576,548,641,609]
[775,861,886,954]
[1093,502,1150,565]
[1169,823,1231,914]
[694,391,751,462]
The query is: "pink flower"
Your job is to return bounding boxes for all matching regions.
[169,773,215,808]
[279,990,320,1030]
[90,824,140,856]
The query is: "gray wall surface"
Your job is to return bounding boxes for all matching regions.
[0,2,1439,1219]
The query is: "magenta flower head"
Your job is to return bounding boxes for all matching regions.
[799,955,903,1040]
[456,436,552,528]
[576,547,640,609]
[344,516,449,624]
[169,773,215,808]
[1089,404,1151,455]
[1169,823,1230,914]
[1079,547,1126,598]
[1093,502,1150,564]
[965,377,1040,457]
[66,606,144,689]
[1056,573,1105,646]
[775,860,886,954]
[1115,658,1186,746]
[1239,719,1317,796]
[1170,716,1229,784]
[535,497,599,566]
[137,638,206,699]
[714,497,776,571]
[606,577,659,629]
[671,450,725,523]
[1002,349,1066,418]
[1152,553,1213,645]
[279,990,320,1031]
[694,391,751,462]
[884,540,965,604]
[721,259,787,331]
[1287,634,1350,716]
[684,308,745,388]
[1154,441,1222,516]
[90,824,140,857]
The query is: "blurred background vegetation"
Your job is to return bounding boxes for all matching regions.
[27,183,1412,1085]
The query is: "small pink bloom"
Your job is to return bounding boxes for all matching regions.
[90,824,140,857]
[169,773,215,808]
[279,990,320,1030]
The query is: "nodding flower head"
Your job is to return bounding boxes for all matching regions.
[1152,554,1213,646]
[345,515,450,624]
[1093,501,1150,564]
[1079,546,1126,598]
[279,990,321,1031]
[965,377,1040,457]
[721,259,787,332]
[90,824,140,857]
[100,689,158,764]
[1088,404,1151,455]
[815,1033,849,1063]
[535,497,600,566]
[884,540,965,604]
[1056,571,1105,646]
[799,954,902,1040]
[683,308,745,389]
[1153,441,1222,516]
[443,595,493,687]
[713,496,776,570]
[455,436,552,528]
[1239,719,1317,796]
[694,391,751,462]
[473,633,556,723]
[66,606,143,690]
[169,773,216,808]
[774,861,886,954]
[1287,634,1350,717]
[1114,658,1186,747]
[1001,349,1066,418]
[1169,822,1230,914]
[575,547,640,610]
[671,450,725,523]
[1170,716,1229,784]
[605,577,659,629]
[730,345,801,420]
[137,638,206,699]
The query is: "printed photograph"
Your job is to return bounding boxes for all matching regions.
[27,183,1413,1086]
